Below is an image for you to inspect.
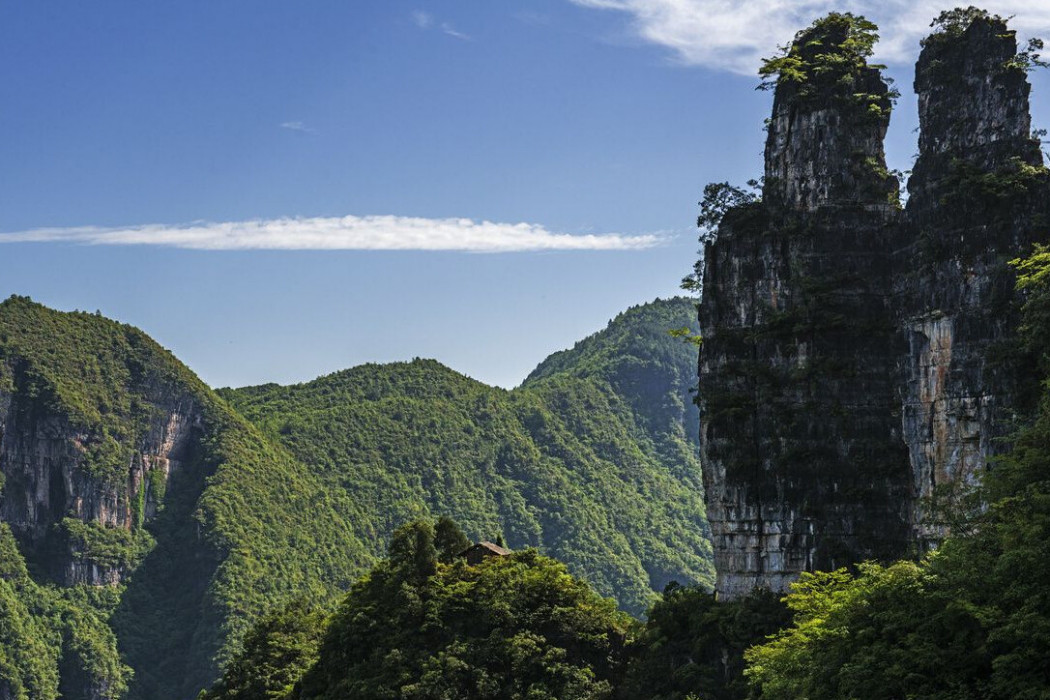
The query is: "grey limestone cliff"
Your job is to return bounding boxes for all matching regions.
[699,13,1050,597]
[0,313,206,587]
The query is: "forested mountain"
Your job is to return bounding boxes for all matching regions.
[203,518,637,700]
[221,296,712,615]
[0,294,711,699]
[0,295,373,699]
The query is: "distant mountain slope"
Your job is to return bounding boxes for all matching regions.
[0,296,370,699]
[224,297,711,614]
[0,295,710,698]
[524,296,702,468]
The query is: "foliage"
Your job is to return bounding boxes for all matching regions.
[1011,243,1050,378]
[0,524,130,700]
[0,294,714,696]
[296,519,636,700]
[668,327,702,348]
[1005,38,1050,72]
[0,296,373,699]
[940,156,1050,209]
[60,518,155,571]
[198,598,328,700]
[923,7,1046,73]
[925,6,1001,40]
[226,297,714,616]
[682,182,762,296]
[696,181,761,244]
[758,13,896,116]
[435,516,472,564]
[618,585,789,700]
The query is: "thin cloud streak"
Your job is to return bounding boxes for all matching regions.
[441,23,471,40]
[569,0,1050,74]
[279,121,316,134]
[412,9,470,40]
[0,215,662,253]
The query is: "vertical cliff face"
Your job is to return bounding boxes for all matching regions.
[0,375,202,589]
[699,13,1050,597]
[0,299,206,586]
[901,16,1050,544]
[700,15,911,598]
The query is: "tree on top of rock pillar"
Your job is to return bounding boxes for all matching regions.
[759,13,899,212]
[908,9,1046,212]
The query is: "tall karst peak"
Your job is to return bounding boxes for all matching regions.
[761,13,899,212]
[698,9,1050,599]
[909,9,1044,212]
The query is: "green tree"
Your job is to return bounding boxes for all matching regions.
[619,585,788,700]
[198,598,327,700]
[297,519,636,700]
[434,516,471,564]
[388,520,439,582]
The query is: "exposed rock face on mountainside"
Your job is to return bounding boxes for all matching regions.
[699,13,1050,598]
[0,379,201,586]
[900,17,1050,544]
[0,297,375,699]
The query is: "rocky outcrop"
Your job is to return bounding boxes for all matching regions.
[0,372,203,586]
[699,14,1050,597]
[899,18,1049,545]
[763,17,898,211]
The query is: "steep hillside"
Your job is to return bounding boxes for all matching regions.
[524,296,702,470]
[0,296,371,699]
[0,295,711,698]
[223,297,712,614]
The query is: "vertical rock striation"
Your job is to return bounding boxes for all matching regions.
[0,301,206,587]
[700,15,911,598]
[900,15,1049,544]
[699,12,1050,598]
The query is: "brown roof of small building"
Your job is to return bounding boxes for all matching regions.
[458,541,512,558]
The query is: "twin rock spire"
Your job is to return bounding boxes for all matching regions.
[699,12,1049,598]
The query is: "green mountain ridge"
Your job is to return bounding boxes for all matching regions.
[0,294,712,699]
[0,295,374,699]
[221,296,713,614]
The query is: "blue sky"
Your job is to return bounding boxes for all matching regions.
[2,1,1049,388]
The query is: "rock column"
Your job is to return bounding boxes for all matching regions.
[699,17,911,598]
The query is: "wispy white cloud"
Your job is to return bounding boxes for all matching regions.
[569,0,1050,74]
[441,22,471,40]
[514,11,552,26]
[0,215,662,253]
[412,9,470,40]
[411,9,433,29]
[279,121,316,134]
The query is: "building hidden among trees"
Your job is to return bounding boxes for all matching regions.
[459,541,511,566]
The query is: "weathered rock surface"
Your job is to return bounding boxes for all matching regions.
[0,348,203,586]
[700,15,1050,597]
[900,19,1049,546]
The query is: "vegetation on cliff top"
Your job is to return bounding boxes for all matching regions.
[758,12,897,116]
